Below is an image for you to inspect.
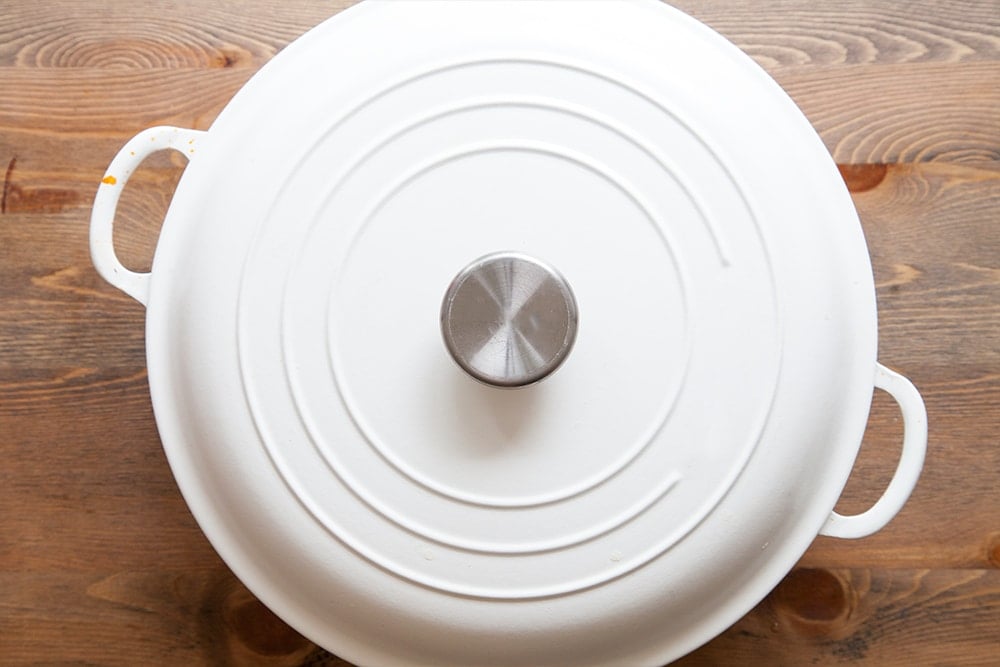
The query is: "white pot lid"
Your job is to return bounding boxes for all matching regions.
[90,1,927,665]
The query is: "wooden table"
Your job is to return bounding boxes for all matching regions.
[2,1,997,664]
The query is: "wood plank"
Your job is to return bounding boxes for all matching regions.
[0,68,249,133]
[3,1,997,71]
[679,568,1000,666]
[673,0,1000,69]
[0,570,351,666]
[862,164,1000,372]
[776,62,1000,163]
[0,568,996,665]
[0,1,358,69]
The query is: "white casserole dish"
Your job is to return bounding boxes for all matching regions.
[90,2,927,665]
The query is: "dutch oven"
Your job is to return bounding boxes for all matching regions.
[89,1,927,665]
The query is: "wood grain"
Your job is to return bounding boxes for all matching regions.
[673,0,1000,69]
[4,1,996,71]
[1,1,997,665]
[0,570,352,666]
[678,568,1000,666]
[778,62,1000,163]
[0,1,358,70]
[1,568,996,665]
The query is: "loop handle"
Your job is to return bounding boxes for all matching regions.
[821,363,927,539]
[90,126,205,306]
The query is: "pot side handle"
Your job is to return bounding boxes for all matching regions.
[820,363,927,539]
[90,126,206,306]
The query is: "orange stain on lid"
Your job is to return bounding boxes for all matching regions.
[102,175,117,185]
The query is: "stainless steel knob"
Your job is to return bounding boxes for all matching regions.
[441,252,578,388]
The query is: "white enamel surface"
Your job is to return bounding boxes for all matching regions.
[108,1,925,665]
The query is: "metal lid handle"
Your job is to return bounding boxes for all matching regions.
[440,252,578,388]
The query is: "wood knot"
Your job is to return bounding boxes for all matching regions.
[770,568,852,637]
[837,164,889,193]
[214,50,241,68]
[988,534,1000,568]
[227,595,311,656]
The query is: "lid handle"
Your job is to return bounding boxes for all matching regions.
[440,252,578,388]
[820,363,927,539]
[90,126,205,306]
